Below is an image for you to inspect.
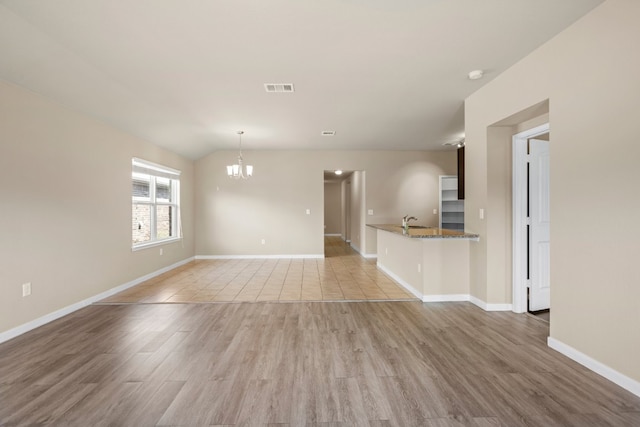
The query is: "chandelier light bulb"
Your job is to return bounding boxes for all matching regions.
[227,131,253,179]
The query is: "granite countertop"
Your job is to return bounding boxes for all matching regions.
[367,224,479,240]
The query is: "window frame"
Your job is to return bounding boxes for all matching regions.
[131,158,181,251]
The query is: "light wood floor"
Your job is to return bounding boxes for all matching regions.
[2,238,639,425]
[2,301,640,426]
[102,237,415,304]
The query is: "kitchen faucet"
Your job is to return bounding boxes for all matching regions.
[402,215,418,231]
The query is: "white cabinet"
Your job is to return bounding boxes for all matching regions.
[439,176,464,231]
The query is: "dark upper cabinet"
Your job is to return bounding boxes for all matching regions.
[457,146,465,200]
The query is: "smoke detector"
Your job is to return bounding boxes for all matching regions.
[468,70,484,80]
[264,83,295,93]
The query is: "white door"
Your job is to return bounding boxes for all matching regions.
[529,139,551,311]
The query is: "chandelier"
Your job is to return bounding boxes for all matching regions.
[226,131,253,179]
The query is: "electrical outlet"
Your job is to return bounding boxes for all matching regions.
[418,264,421,273]
[261,239,266,245]
[305,209,310,215]
[368,209,374,215]
[22,282,31,297]
[159,248,163,256]
[433,208,438,215]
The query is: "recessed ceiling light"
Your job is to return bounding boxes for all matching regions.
[321,131,336,136]
[264,83,295,93]
[468,69,484,80]
[334,170,343,175]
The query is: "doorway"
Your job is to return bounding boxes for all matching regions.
[513,123,550,318]
[323,170,353,256]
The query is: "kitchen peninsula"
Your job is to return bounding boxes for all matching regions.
[368,224,479,302]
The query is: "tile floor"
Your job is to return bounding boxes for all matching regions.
[102,236,415,304]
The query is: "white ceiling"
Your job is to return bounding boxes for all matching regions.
[0,0,602,160]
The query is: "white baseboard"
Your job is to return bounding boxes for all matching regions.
[348,244,377,259]
[423,294,470,303]
[195,254,324,260]
[376,262,422,299]
[374,262,514,311]
[0,257,195,345]
[324,233,341,236]
[548,337,640,398]
[469,295,513,311]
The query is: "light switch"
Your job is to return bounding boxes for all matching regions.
[433,209,438,215]
[479,208,485,219]
[306,209,310,215]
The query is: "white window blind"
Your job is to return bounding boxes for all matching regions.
[132,158,181,179]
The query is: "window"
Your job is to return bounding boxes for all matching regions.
[132,158,181,250]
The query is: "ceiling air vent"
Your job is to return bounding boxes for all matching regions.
[264,83,295,93]
[321,131,336,136]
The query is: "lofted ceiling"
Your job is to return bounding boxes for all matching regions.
[0,0,602,159]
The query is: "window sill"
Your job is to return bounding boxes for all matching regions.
[132,237,182,252]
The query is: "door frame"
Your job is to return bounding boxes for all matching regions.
[512,123,549,313]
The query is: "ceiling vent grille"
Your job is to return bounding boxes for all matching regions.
[321,131,336,136]
[264,83,295,93]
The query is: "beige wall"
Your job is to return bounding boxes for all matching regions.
[485,126,515,304]
[376,229,470,299]
[195,150,455,256]
[341,178,350,241]
[0,80,195,335]
[465,0,640,381]
[349,171,365,254]
[422,239,470,297]
[323,182,342,235]
[376,230,423,296]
